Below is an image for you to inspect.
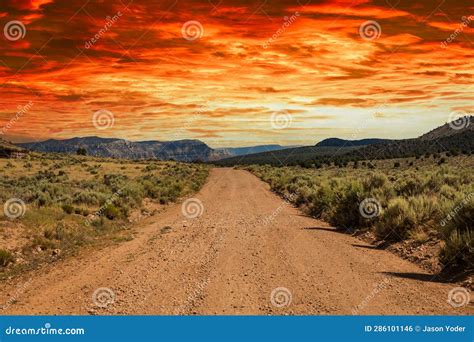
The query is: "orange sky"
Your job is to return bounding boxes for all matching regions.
[0,0,472,147]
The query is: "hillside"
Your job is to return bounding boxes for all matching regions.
[344,130,474,161]
[0,138,22,150]
[17,137,229,162]
[0,137,25,157]
[215,119,474,166]
[316,138,391,147]
[214,145,361,166]
[215,144,296,157]
[420,116,473,141]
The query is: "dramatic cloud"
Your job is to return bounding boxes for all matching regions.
[0,0,472,146]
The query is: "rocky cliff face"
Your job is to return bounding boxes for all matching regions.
[18,137,230,162]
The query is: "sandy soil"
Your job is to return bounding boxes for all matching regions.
[0,168,472,315]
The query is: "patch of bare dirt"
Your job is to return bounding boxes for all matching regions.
[0,222,29,251]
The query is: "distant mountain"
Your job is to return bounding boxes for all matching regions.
[316,138,391,147]
[214,145,361,166]
[420,116,473,141]
[345,130,474,161]
[216,144,297,157]
[216,136,388,166]
[215,118,474,166]
[18,137,229,162]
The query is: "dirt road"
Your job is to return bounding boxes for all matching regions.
[1,168,472,315]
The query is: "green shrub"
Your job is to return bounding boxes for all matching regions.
[32,236,57,250]
[375,197,416,241]
[0,249,14,267]
[73,190,107,206]
[43,223,65,241]
[308,183,335,219]
[408,195,439,226]
[363,173,388,190]
[103,204,120,220]
[35,192,52,207]
[329,181,367,230]
[440,230,473,271]
[62,204,74,214]
[438,195,473,271]
[439,185,457,200]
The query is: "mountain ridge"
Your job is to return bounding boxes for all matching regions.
[316,138,391,147]
[17,136,228,162]
[215,118,474,166]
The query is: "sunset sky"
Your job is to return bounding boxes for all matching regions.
[0,0,472,147]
